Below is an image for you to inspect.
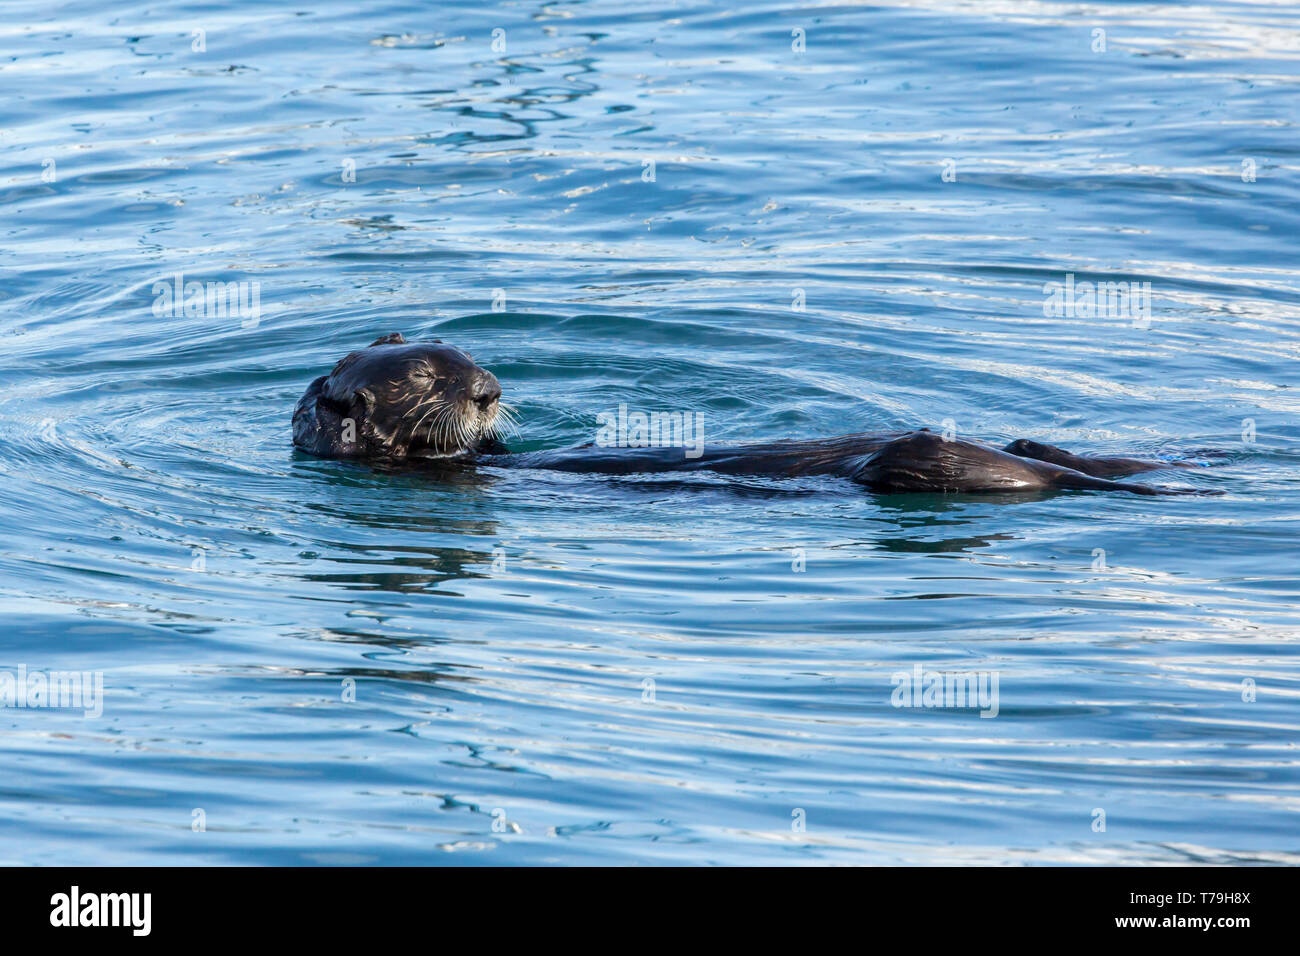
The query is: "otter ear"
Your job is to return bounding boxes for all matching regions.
[346,387,378,430]
[369,333,406,346]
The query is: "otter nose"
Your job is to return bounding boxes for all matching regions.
[469,370,501,409]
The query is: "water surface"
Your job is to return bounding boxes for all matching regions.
[1,0,1299,864]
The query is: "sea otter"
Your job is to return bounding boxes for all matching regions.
[292,334,1207,496]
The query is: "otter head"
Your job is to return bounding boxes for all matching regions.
[296,332,508,460]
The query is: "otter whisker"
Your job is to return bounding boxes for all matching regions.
[403,396,443,420]
[411,399,452,439]
[453,405,471,449]
[442,409,458,451]
[428,404,453,450]
[479,404,505,440]
[490,404,521,438]
[433,403,466,454]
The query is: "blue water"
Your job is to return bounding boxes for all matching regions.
[2,0,1299,865]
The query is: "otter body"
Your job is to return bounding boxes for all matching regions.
[293,335,1204,497]
[489,431,1187,496]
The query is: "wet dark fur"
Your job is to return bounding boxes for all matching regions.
[1000,438,1187,479]
[495,431,1201,495]
[294,335,1211,497]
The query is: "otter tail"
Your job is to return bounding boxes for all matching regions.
[1050,471,1221,497]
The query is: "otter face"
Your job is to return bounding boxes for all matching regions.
[293,332,511,460]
